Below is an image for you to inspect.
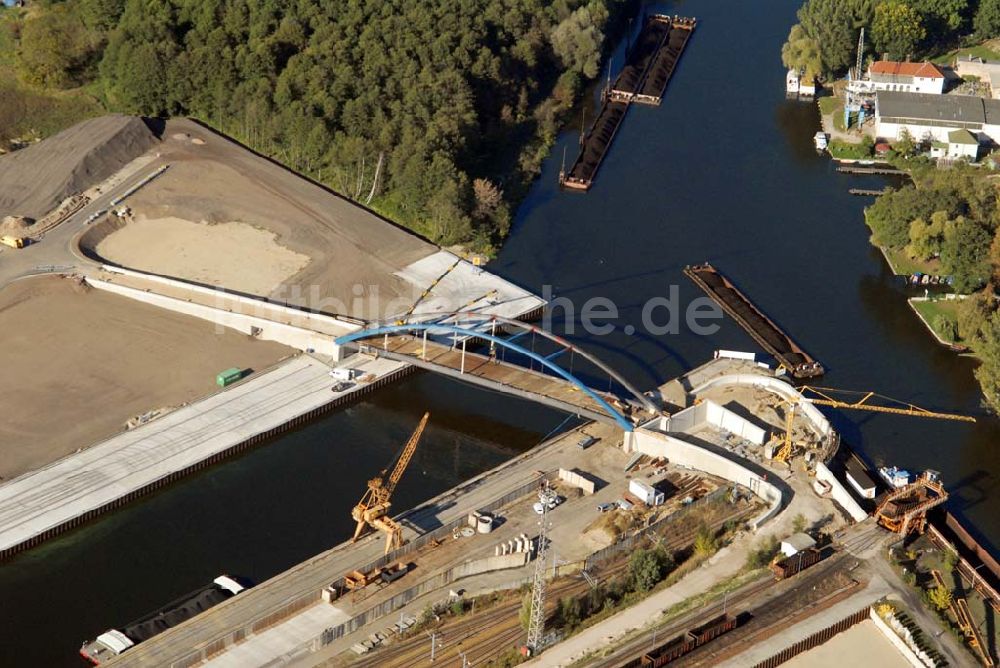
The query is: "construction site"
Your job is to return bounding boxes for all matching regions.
[1,112,998,668]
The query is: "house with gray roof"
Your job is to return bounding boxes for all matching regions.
[875,90,1000,151]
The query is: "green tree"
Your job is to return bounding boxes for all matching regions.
[791,0,877,76]
[872,1,927,60]
[781,24,823,80]
[928,584,953,610]
[556,596,582,629]
[745,536,781,570]
[16,7,101,88]
[975,0,1000,39]
[629,548,663,593]
[792,514,808,533]
[957,291,994,342]
[912,0,969,37]
[974,311,1000,407]
[895,127,917,157]
[550,3,609,79]
[941,216,991,293]
[519,593,533,631]
[934,314,958,341]
[942,549,958,574]
[907,210,946,260]
[694,524,719,557]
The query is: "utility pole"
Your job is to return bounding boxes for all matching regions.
[525,482,553,654]
[426,630,439,662]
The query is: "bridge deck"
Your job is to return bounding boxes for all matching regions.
[376,334,628,424]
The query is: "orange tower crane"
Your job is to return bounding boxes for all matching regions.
[351,412,429,554]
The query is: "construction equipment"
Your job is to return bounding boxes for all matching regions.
[799,386,976,423]
[773,386,975,464]
[351,412,429,554]
[0,235,24,249]
[875,470,948,535]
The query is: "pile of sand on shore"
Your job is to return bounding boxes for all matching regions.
[0,115,158,220]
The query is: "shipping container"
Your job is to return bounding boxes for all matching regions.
[216,368,244,387]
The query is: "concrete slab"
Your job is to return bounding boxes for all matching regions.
[204,603,350,667]
[0,354,406,557]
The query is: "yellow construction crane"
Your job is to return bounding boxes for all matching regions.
[773,386,975,464]
[351,412,429,554]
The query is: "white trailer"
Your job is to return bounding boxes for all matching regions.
[628,480,665,506]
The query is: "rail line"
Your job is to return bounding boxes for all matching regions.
[349,504,755,667]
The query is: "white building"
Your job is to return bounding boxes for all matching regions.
[875,90,1000,148]
[930,129,980,160]
[780,532,817,558]
[867,61,945,94]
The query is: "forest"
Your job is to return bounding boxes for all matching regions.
[2,0,625,251]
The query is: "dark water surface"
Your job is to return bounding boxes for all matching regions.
[2,1,999,665]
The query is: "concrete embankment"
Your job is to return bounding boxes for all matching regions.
[0,354,410,560]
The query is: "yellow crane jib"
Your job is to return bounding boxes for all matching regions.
[351,412,430,555]
[798,386,976,423]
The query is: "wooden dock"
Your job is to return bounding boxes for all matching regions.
[836,165,906,176]
[848,188,887,196]
[561,15,696,191]
[683,263,824,379]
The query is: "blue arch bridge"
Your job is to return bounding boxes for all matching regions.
[334,312,663,432]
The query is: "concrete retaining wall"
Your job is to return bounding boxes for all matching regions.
[631,428,783,530]
[814,462,868,522]
[90,276,339,355]
[558,468,596,494]
[451,552,530,579]
[691,374,833,438]
[662,400,767,445]
[869,609,929,668]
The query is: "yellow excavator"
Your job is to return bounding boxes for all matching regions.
[351,412,429,554]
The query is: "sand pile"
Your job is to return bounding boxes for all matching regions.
[0,115,158,220]
[0,216,32,235]
[96,216,311,295]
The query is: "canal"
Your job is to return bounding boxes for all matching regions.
[2,0,999,665]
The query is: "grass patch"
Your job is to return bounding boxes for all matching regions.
[829,138,872,160]
[818,96,840,115]
[0,71,105,149]
[911,299,961,344]
[932,40,1000,65]
[882,247,942,276]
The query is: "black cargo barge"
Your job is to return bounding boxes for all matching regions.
[80,575,246,664]
[561,15,696,191]
[684,263,824,379]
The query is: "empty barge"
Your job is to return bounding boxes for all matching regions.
[561,15,697,191]
[683,263,824,379]
[79,575,246,664]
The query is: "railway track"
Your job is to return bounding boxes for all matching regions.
[345,505,756,667]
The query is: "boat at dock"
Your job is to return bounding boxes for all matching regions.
[813,132,828,151]
[878,465,912,489]
[79,575,246,664]
[683,263,824,379]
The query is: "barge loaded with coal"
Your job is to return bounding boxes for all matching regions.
[684,263,824,379]
[79,575,246,664]
[560,15,696,191]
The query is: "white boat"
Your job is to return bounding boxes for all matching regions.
[813,132,828,151]
[878,466,912,489]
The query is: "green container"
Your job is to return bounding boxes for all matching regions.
[216,367,243,387]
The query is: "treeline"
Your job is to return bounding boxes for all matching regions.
[867,165,1000,407]
[782,0,1000,80]
[4,0,625,251]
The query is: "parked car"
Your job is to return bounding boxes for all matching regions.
[577,435,597,450]
[533,495,563,514]
[331,381,354,392]
[596,502,615,513]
